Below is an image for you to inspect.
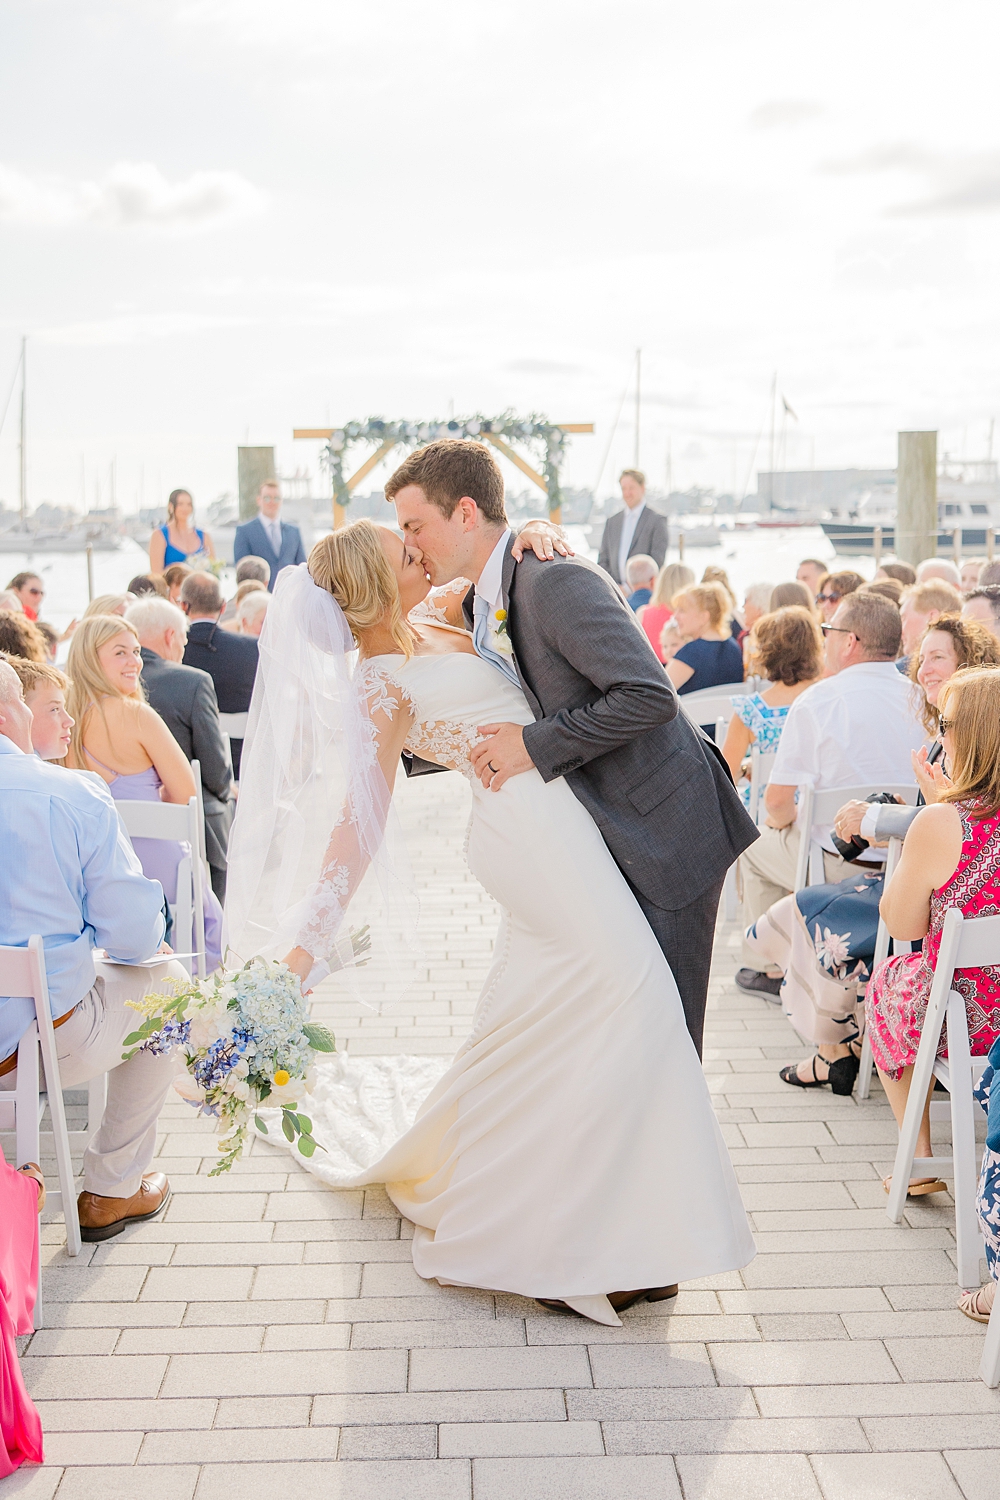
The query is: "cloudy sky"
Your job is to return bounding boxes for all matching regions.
[2,0,999,515]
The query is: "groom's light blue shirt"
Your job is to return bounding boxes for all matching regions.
[0,737,165,1063]
[472,528,520,687]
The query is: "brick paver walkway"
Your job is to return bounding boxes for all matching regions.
[10,771,1000,1499]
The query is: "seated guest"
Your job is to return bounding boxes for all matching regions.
[666,582,744,709]
[0,592,23,614]
[769,579,816,615]
[236,588,270,638]
[33,620,59,663]
[965,1041,1000,1322]
[736,591,925,997]
[815,569,864,623]
[702,564,742,638]
[876,561,917,587]
[180,571,259,780]
[867,666,1000,1197]
[961,557,987,591]
[750,616,1000,1087]
[1,656,74,761]
[64,615,224,968]
[221,556,271,626]
[162,562,192,605]
[0,614,45,663]
[125,598,234,904]
[916,557,962,588]
[83,593,133,619]
[963,584,1000,641]
[796,558,828,598]
[898,579,963,670]
[4,573,44,620]
[0,658,185,1242]
[859,578,903,607]
[128,573,169,599]
[637,562,693,662]
[979,561,1000,587]
[220,579,267,633]
[722,608,823,806]
[740,582,774,649]
[624,554,658,611]
[0,1145,44,1474]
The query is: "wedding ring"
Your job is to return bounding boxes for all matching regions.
[488,761,498,774]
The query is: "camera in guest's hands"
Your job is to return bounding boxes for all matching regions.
[831,792,903,863]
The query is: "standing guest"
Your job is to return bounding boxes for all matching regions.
[867,667,1000,1197]
[128,573,169,599]
[221,556,271,625]
[233,480,305,589]
[0,614,46,663]
[0,658,185,1243]
[162,563,192,605]
[179,572,259,780]
[597,469,669,588]
[637,561,693,662]
[1,656,74,761]
[796,558,828,598]
[64,615,224,968]
[961,558,987,591]
[666,583,744,720]
[4,573,44,620]
[236,589,270,638]
[815,569,864,623]
[624,554,659,611]
[978,561,1000,587]
[735,592,925,997]
[149,489,215,573]
[0,1144,44,1474]
[963,585,1000,640]
[916,557,961,588]
[898,579,963,670]
[0,592,23,614]
[876,561,917,587]
[83,593,133,620]
[770,580,817,615]
[722,608,823,804]
[125,598,233,904]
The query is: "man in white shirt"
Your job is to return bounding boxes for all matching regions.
[597,470,669,588]
[736,591,925,997]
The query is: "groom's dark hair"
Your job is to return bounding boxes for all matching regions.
[385,439,507,525]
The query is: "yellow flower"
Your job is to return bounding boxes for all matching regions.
[494,609,507,622]
[273,1069,290,1087]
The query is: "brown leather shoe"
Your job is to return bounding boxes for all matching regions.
[607,1284,680,1312]
[647,1284,679,1302]
[78,1173,170,1242]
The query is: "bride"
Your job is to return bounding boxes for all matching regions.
[224,519,755,1326]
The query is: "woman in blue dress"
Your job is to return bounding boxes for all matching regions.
[666,582,744,703]
[149,489,216,575]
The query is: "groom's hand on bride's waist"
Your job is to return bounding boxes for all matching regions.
[471,723,535,790]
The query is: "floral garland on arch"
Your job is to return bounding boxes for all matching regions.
[321,412,569,514]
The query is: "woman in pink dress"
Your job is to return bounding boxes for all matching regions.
[0,1151,44,1475]
[866,666,1000,1196]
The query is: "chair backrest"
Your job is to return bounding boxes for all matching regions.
[951,909,1000,971]
[218,711,249,739]
[678,688,740,746]
[793,783,919,892]
[0,938,48,1014]
[748,747,778,825]
[116,796,199,843]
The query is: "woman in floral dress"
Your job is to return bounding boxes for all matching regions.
[721,606,823,806]
[866,666,1000,1198]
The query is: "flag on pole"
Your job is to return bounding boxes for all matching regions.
[782,396,799,422]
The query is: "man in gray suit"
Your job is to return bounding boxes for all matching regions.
[233,480,306,589]
[125,598,234,902]
[389,441,758,1054]
[597,469,670,587]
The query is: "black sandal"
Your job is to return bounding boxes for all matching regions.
[779,1050,860,1096]
[779,1054,828,1089]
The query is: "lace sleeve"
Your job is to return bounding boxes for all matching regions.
[408,577,471,630]
[293,663,416,970]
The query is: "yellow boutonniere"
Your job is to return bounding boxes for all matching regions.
[494,608,509,638]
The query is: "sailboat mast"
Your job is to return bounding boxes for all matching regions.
[634,347,641,468]
[18,337,26,524]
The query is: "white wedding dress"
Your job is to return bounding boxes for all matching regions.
[259,645,755,1321]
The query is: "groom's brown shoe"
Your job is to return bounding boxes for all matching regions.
[78,1173,171,1242]
[607,1285,679,1312]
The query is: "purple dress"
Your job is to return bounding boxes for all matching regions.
[85,755,223,971]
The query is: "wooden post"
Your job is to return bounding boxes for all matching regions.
[988,528,995,563]
[953,528,962,564]
[678,532,685,563]
[896,431,937,567]
[873,524,883,568]
[85,545,94,603]
[238,447,276,522]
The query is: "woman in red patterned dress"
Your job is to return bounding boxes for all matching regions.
[866,666,1000,1196]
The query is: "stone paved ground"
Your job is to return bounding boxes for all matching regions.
[7,770,1000,1499]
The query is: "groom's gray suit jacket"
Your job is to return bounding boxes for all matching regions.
[464,543,759,913]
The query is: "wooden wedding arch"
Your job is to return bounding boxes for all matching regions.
[293,414,593,527]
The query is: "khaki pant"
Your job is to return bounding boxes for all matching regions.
[738,825,851,969]
[1,959,185,1198]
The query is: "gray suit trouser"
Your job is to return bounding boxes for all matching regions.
[628,877,726,1059]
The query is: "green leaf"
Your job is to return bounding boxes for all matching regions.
[302,1022,336,1053]
[257,1081,272,1101]
[281,1114,295,1142]
[294,1114,313,1135]
[122,1029,148,1047]
[254,1115,269,1135]
[297,1135,316,1157]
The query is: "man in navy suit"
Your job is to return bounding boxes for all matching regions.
[233,479,306,589]
[180,572,259,779]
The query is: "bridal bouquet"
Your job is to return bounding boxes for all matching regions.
[122,957,337,1174]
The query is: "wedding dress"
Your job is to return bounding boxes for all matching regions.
[253,636,756,1322]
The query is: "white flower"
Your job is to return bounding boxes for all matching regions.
[173,1074,207,1104]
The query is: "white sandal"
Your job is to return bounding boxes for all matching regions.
[958,1283,996,1323]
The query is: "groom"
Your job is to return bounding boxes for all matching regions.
[388,440,758,1056]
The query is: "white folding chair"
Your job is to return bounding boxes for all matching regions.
[678,687,739,747]
[981,1285,1000,1387]
[792,784,918,893]
[885,906,1000,1287]
[747,746,778,826]
[0,937,82,1326]
[218,712,249,750]
[856,836,904,1102]
[116,797,206,980]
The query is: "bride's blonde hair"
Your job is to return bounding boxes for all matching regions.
[308,519,415,658]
